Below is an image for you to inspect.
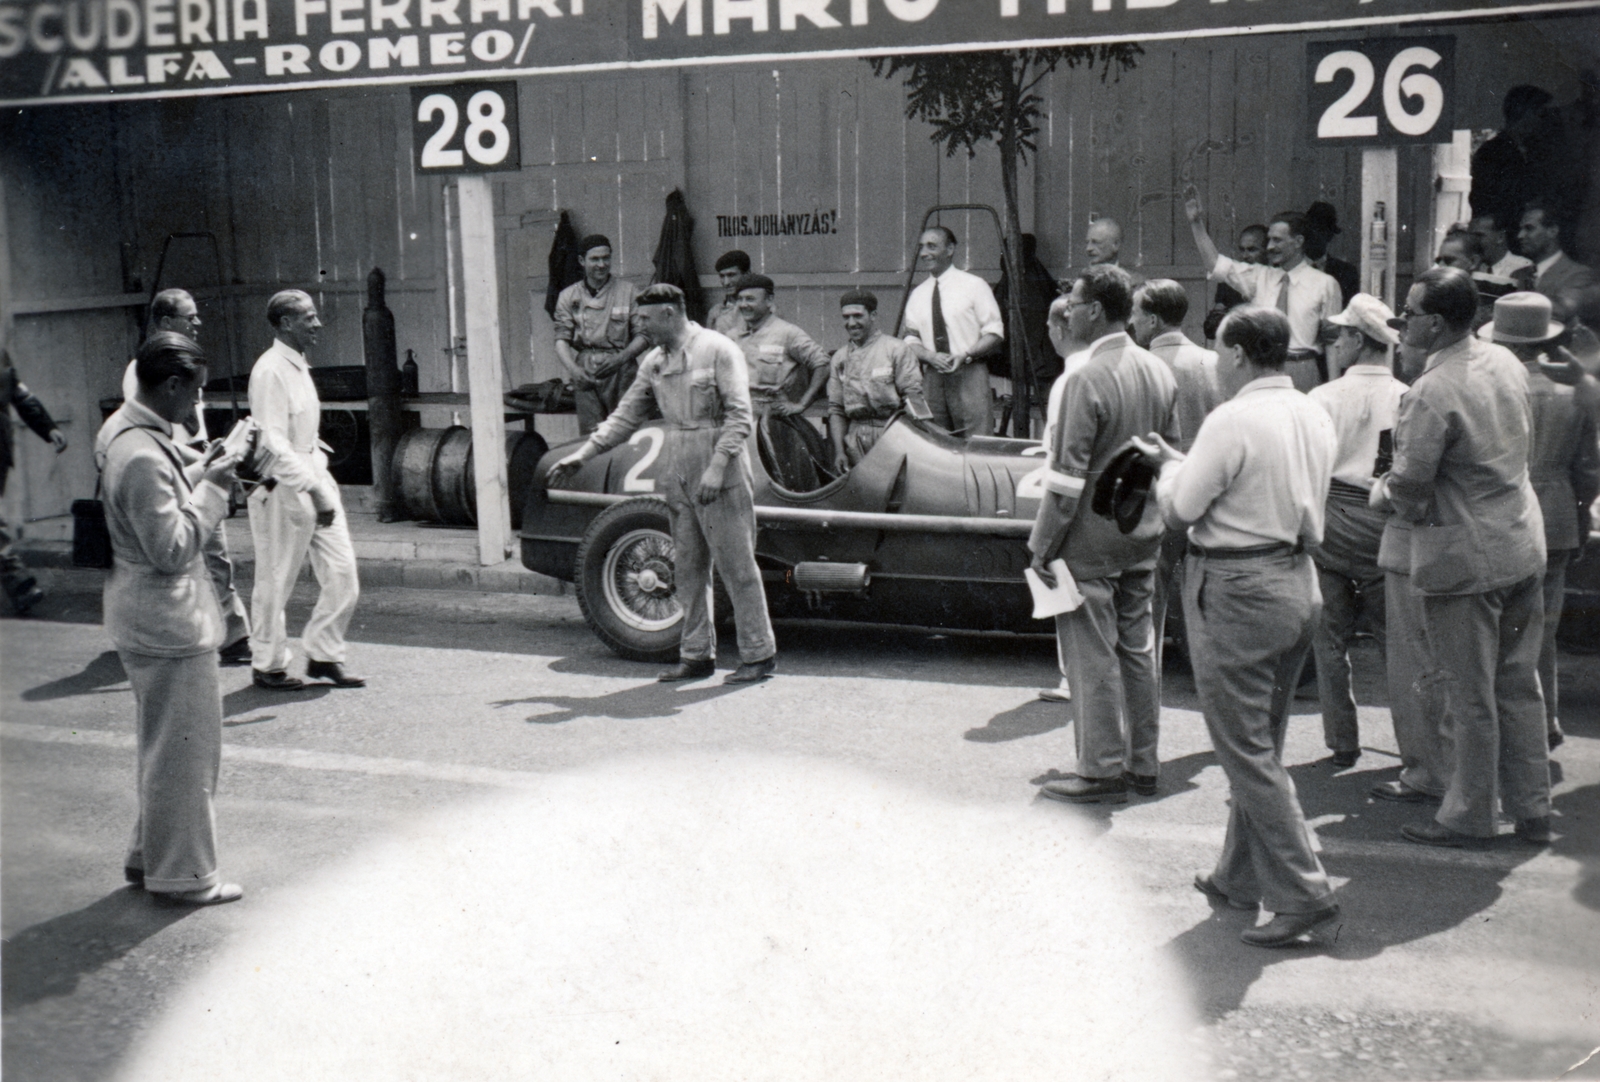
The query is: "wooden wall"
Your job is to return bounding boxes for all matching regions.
[5,11,1598,533]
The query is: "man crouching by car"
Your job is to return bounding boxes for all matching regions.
[547,284,778,686]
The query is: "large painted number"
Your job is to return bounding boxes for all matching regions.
[622,427,665,493]
[417,94,464,169]
[1382,47,1445,137]
[1315,51,1379,139]
[464,90,512,166]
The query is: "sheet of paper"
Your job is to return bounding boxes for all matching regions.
[1024,558,1085,619]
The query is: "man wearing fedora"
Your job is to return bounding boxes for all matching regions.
[1479,292,1600,751]
[1307,295,1409,772]
[1305,202,1359,308]
[1376,267,1551,848]
[1032,265,1178,805]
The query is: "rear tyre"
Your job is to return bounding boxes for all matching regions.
[574,498,683,663]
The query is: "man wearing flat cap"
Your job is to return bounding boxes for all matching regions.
[1479,292,1599,752]
[1374,267,1551,849]
[827,289,930,472]
[553,235,651,434]
[729,273,831,419]
[708,250,750,336]
[1306,295,1409,773]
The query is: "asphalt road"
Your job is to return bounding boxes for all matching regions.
[4,571,1598,1081]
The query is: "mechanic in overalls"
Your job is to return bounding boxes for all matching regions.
[553,234,651,435]
[547,284,778,686]
[827,289,930,473]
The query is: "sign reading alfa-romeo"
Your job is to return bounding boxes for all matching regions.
[1,0,1594,106]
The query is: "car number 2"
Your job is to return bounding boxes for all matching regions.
[1016,444,1048,500]
[622,427,665,492]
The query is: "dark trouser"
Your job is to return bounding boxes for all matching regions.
[1185,550,1333,915]
[1151,527,1187,674]
[1385,570,1452,797]
[663,473,776,665]
[1540,550,1572,740]
[1424,574,1551,836]
[923,362,991,438]
[0,507,38,605]
[1055,567,1160,779]
[575,358,640,435]
[1312,562,1387,757]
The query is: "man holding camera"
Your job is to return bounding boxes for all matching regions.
[246,290,363,691]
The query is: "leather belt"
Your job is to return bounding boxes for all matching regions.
[1285,349,1328,382]
[1188,540,1304,560]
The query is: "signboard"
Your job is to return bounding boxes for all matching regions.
[0,0,1591,107]
[411,81,520,172]
[1306,36,1456,145]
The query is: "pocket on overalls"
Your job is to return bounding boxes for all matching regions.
[864,367,900,413]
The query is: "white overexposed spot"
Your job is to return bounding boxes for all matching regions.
[122,754,1198,1081]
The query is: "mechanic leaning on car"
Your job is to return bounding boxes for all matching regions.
[827,289,931,473]
[547,283,779,686]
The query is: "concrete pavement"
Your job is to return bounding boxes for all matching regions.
[3,573,1598,1080]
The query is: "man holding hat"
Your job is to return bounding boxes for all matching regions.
[1375,267,1551,848]
[553,235,651,434]
[827,289,930,472]
[1479,292,1599,751]
[1306,295,1409,771]
[708,250,750,336]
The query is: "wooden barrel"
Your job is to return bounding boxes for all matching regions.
[392,427,451,523]
[392,426,551,526]
[433,426,475,525]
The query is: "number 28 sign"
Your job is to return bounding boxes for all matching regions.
[411,82,522,173]
[1307,37,1455,146]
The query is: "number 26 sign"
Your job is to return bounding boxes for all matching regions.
[1307,37,1455,145]
[411,82,522,173]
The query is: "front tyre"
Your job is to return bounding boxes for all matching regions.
[574,498,683,662]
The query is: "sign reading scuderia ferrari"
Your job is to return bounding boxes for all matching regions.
[3,0,1596,106]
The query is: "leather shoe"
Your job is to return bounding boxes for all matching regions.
[252,668,305,691]
[659,658,716,682]
[1370,779,1438,804]
[306,660,366,687]
[218,638,253,666]
[1040,774,1128,804]
[10,583,45,615]
[1194,873,1256,911]
[1329,749,1361,769]
[1549,729,1565,751]
[724,656,777,684]
[1240,904,1340,947]
[1037,680,1071,703]
[1122,771,1158,797]
[1515,816,1553,844]
[124,866,145,887]
[152,882,243,907]
[1401,820,1475,848]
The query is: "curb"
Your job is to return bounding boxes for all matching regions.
[13,541,570,598]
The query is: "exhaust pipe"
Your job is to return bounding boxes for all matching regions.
[791,562,871,594]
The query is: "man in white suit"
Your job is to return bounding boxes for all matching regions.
[246,290,364,690]
[100,331,243,905]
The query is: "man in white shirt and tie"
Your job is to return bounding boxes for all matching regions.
[1185,189,1342,393]
[246,290,364,691]
[901,226,1005,438]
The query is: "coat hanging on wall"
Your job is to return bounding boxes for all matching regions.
[650,189,707,326]
[544,210,584,319]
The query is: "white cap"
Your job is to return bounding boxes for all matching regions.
[1328,293,1400,347]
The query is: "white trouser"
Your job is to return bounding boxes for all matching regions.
[246,478,359,673]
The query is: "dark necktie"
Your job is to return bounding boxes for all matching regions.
[931,279,951,354]
[1275,273,1291,314]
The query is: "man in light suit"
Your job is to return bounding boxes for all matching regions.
[99,331,243,905]
[1032,265,1179,804]
[247,290,364,691]
[1521,201,1600,325]
[113,289,251,665]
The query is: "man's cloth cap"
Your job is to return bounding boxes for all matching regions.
[735,273,776,295]
[1328,293,1399,346]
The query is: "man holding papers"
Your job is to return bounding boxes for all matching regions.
[1030,265,1178,804]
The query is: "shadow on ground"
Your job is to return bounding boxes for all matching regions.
[1,889,191,1014]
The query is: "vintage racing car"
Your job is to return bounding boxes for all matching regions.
[520,414,1055,661]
